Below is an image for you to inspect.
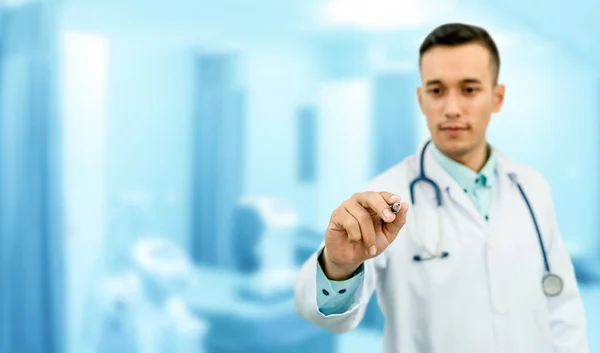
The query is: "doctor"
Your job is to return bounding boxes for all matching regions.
[294,22,589,353]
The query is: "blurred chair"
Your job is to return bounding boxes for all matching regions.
[94,237,208,353]
[131,237,195,305]
[95,280,141,353]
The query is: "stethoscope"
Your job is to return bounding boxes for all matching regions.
[408,139,563,297]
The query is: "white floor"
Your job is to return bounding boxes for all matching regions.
[340,283,600,353]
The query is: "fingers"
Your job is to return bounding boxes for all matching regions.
[329,191,408,258]
[353,192,401,223]
[331,208,362,243]
[344,202,377,255]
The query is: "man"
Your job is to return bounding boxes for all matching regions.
[294,23,589,353]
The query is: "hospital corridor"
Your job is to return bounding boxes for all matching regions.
[0,0,599,352]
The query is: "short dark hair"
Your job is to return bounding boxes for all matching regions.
[419,23,500,83]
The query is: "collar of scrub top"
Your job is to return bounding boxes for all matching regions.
[429,142,499,192]
[415,138,503,203]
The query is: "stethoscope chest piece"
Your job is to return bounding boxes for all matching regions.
[542,273,563,297]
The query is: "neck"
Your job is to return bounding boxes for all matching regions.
[447,143,489,172]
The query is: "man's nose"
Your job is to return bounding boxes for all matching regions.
[443,94,461,119]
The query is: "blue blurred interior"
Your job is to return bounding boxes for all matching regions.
[1,0,599,352]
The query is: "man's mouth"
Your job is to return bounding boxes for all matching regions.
[441,126,468,131]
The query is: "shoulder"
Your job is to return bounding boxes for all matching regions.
[361,154,419,194]
[497,150,553,200]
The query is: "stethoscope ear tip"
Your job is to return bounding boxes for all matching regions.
[412,252,449,262]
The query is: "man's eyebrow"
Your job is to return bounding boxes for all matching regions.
[461,78,482,84]
[425,78,483,86]
[425,79,442,86]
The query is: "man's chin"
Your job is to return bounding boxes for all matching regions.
[435,140,472,158]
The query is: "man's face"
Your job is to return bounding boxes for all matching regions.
[417,43,505,160]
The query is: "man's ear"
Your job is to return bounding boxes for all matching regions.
[492,84,505,113]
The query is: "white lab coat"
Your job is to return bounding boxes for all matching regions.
[294,142,589,353]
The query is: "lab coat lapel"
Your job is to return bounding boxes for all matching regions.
[490,151,527,230]
[421,141,487,230]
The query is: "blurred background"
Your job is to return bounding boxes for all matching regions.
[1,0,600,352]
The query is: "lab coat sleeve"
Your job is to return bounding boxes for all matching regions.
[316,248,365,315]
[543,185,590,352]
[294,245,380,334]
